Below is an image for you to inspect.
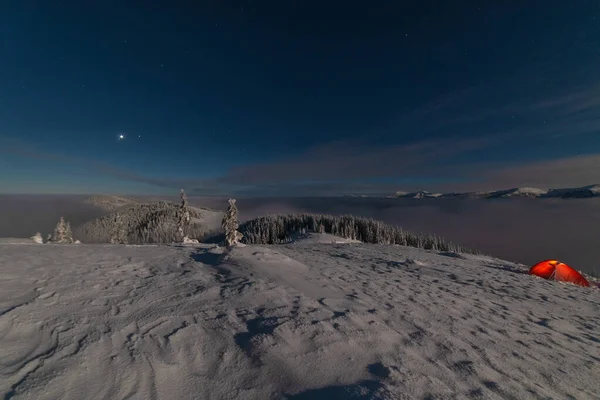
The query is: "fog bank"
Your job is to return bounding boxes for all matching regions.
[1,195,598,275]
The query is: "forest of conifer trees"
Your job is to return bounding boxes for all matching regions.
[240,213,478,254]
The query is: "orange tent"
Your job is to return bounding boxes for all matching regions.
[529,259,590,287]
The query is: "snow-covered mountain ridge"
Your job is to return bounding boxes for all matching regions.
[83,195,141,211]
[393,184,600,199]
[1,240,598,399]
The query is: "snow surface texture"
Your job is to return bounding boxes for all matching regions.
[0,238,44,245]
[1,240,599,399]
[298,232,361,244]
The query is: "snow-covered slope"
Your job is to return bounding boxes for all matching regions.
[0,237,43,245]
[1,242,598,399]
[75,201,223,244]
[295,232,361,244]
[485,187,548,198]
[543,184,600,199]
[395,190,443,199]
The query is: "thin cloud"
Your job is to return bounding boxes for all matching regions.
[425,152,600,193]
[1,135,495,195]
[527,83,600,117]
[217,135,500,186]
[0,138,208,191]
[6,135,600,196]
[383,79,600,141]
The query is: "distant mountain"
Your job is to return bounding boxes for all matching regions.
[485,187,548,199]
[394,190,443,199]
[83,195,140,211]
[543,184,600,198]
[392,184,600,199]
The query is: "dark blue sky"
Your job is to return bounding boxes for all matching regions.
[1,1,600,195]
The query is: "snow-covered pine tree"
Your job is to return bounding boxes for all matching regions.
[177,189,191,242]
[222,198,243,246]
[317,223,325,234]
[110,212,127,244]
[30,232,43,244]
[64,222,74,244]
[51,217,67,243]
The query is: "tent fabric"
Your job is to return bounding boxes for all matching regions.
[529,259,590,287]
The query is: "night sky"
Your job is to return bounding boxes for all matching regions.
[1,1,600,196]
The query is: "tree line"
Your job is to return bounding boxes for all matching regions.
[237,213,478,254]
[33,191,476,255]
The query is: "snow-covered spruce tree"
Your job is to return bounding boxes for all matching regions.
[30,232,43,244]
[222,198,243,246]
[317,223,325,234]
[51,217,67,243]
[110,212,127,244]
[176,189,191,242]
[64,222,74,244]
[49,217,75,244]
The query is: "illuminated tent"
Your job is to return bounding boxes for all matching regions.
[529,259,590,287]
